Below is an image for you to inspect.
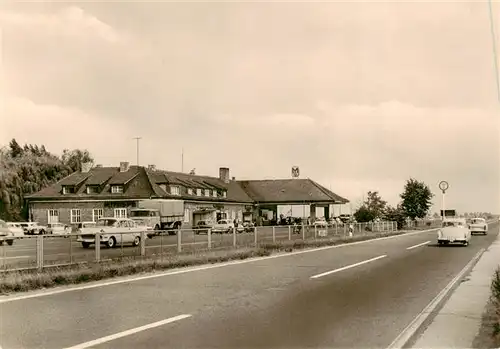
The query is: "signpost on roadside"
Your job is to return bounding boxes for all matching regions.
[439,181,449,220]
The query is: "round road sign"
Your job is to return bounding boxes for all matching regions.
[439,181,449,192]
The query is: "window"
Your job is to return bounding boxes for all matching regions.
[86,186,99,194]
[170,186,180,196]
[196,188,202,196]
[62,186,75,194]
[114,208,127,218]
[184,208,190,223]
[204,189,210,197]
[187,188,193,195]
[70,209,81,224]
[111,185,124,194]
[47,209,59,224]
[92,209,103,222]
[212,190,217,198]
[159,184,167,192]
[223,191,227,198]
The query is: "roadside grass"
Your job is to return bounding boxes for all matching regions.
[473,267,500,348]
[0,229,409,295]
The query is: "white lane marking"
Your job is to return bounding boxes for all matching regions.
[63,314,192,349]
[406,241,431,250]
[0,255,31,260]
[0,228,438,304]
[310,255,387,279]
[387,248,486,349]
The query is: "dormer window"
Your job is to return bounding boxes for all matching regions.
[62,186,76,194]
[204,189,210,197]
[188,188,194,195]
[159,184,167,192]
[170,186,180,196]
[86,186,99,194]
[223,191,227,198]
[111,185,124,194]
[196,188,202,196]
[212,190,217,198]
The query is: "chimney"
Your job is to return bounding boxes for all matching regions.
[219,167,230,183]
[81,162,93,173]
[120,161,130,172]
[95,164,103,168]
[148,164,156,171]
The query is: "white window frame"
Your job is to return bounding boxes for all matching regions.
[70,209,81,224]
[92,208,103,222]
[159,184,167,192]
[184,208,190,223]
[196,188,202,196]
[223,191,227,198]
[204,189,210,197]
[170,186,181,196]
[111,185,124,194]
[114,208,127,218]
[47,209,59,224]
[187,188,193,195]
[212,190,217,198]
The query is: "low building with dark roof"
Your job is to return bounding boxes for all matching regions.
[26,162,349,227]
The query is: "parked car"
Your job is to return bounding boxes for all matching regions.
[77,217,146,249]
[212,219,235,234]
[243,221,256,233]
[468,217,488,235]
[20,222,47,235]
[194,220,212,235]
[47,223,71,236]
[437,218,471,246]
[76,222,96,234]
[6,222,25,238]
[0,219,15,245]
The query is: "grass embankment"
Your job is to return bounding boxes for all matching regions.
[0,230,406,295]
[473,268,500,348]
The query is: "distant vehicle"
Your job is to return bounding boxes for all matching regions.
[47,223,71,236]
[243,221,256,233]
[129,199,184,236]
[77,217,146,249]
[6,222,25,238]
[468,218,488,235]
[437,218,471,246]
[20,222,46,235]
[193,220,211,235]
[0,219,15,246]
[212,219,240,234]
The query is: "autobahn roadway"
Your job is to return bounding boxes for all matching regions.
[1,221,498,349]
[0,226,310,269]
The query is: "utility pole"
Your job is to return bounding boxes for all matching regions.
[488,0,500,102]
[181,148,184,172]
[133,137,141,166]
[439,181,449,220]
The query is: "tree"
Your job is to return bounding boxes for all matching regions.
[354,205,377,223]
[400,178,434,220]
[353,191,388,223]
[61,149,94,172]
[9,139,23,158]
[384,204,406,229]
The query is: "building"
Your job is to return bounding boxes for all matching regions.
[25,162,349,227]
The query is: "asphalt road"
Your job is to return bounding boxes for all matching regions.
[0,225,358,269]
[1,221,498,349]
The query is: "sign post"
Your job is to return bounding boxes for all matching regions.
[438,181,449,220]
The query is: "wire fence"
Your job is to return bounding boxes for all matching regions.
[0,220,413,272]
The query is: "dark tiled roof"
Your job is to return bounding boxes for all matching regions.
[85,168,117,186]
[237,179,349,204]
[59,173,91,186]
[107,166,140,185]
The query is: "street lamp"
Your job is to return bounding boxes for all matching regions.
[439,181,449,220]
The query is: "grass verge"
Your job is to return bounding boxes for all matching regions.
[472,267,500,348]
[0,230,408,295]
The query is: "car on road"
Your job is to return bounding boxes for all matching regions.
[20,222,47,235]
[0,219,15,246]
[468,217,488,235]
[211,219,235,234]
[437,218,471,246]
[6,222,25,238]
[46,223,71,236]
[194,220,211,235]
[77,217,147,249]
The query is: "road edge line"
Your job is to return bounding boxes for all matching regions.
[0,228,437,303]
[386,247,486,349]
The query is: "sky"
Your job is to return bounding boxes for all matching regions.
[1,0,499,214]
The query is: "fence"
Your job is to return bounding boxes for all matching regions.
[0,221,398,272]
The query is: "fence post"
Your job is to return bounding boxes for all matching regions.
[160,233,164,262]
[95,233,100,263]
[37,235,44,270]
[233,227,236,247]
[208,228,212,250]
[254,226,258,247]
[302,222,305,240]
[288,225,291,241]
[272,226,276,243]
[140,231,146,257]
[2,239,5,270]
[314,225,317,239]
[177,230,182,253]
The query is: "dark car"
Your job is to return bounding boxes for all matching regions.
[194,220,211,235]
[243,221,256,233]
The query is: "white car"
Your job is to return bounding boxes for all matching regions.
[0,219,15,246]
[77,217,146,249]
[468,218,488,235]
[437,218,471,246]
[47,223,71,236]
[20,222,47,235]
[6,222,25,238]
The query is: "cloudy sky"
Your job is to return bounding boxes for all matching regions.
[1,1,499,214]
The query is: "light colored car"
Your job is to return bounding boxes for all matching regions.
[468,217,488,235]
[0,219,15,246]
[6,222,25,238]
[437,218,471,246]
[47,223,71,236]
[77,217,146,249]
[20,222,47,235]
[211,219,244,234]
